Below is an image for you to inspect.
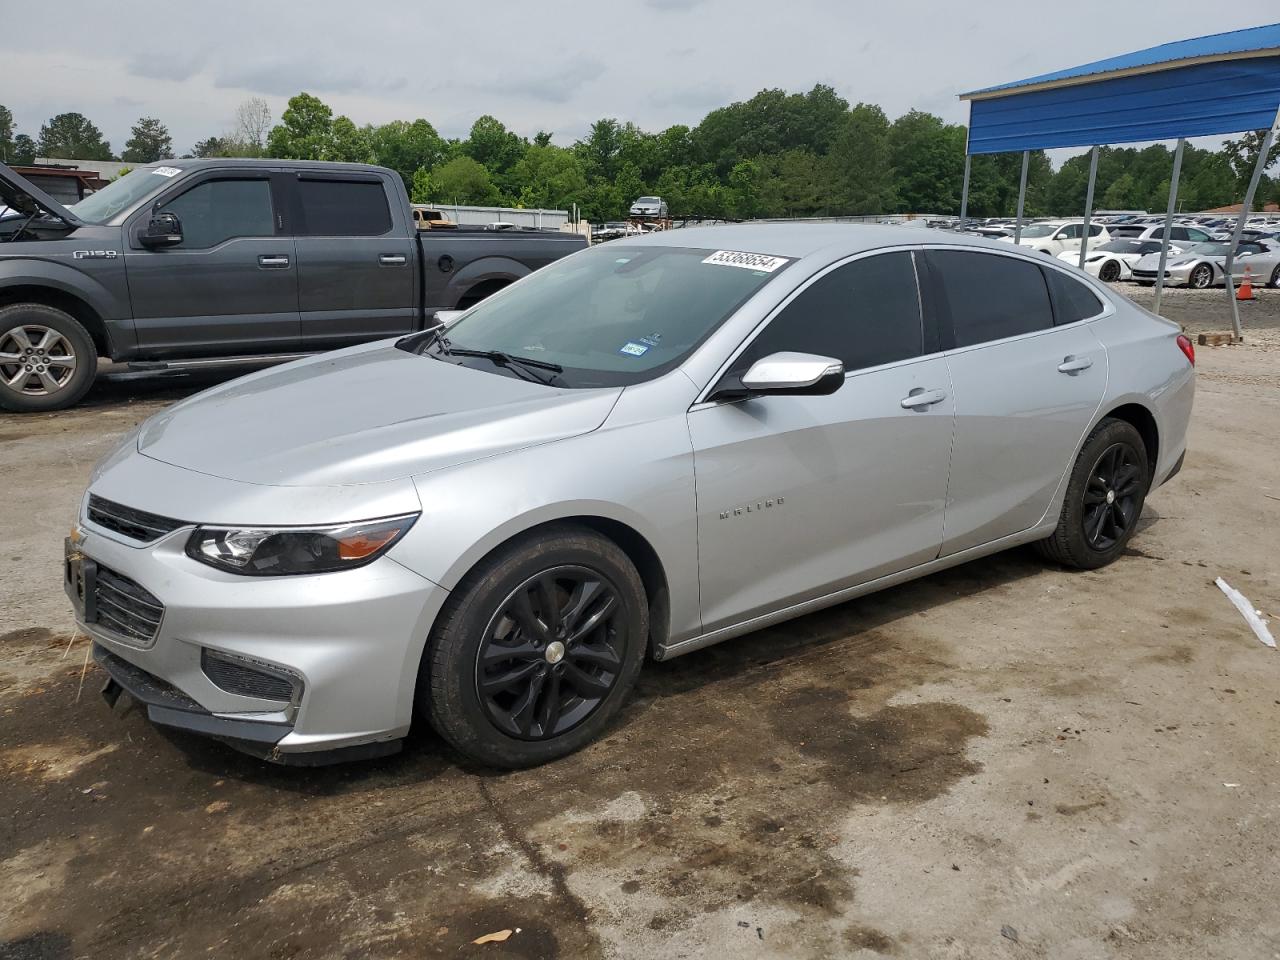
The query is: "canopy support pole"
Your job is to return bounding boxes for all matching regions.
[959,154,971,225]
[1225,106,1280,340]
[1152,138,1186,317]
[1078,146,1100,269]
[1013,151,1029,244]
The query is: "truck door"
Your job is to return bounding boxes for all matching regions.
[288,172,417,350]
[123,171,300,357]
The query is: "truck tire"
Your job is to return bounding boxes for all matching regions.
[0,303,98,413]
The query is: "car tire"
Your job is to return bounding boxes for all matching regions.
[421,524,648,768]
[1035,418,1150,571]
[1189,264,1213,289]
[0,303,98,413]
[1099,260,1122,282]
[1269,264,1280,289]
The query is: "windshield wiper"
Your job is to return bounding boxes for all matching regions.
[445,346,564,385]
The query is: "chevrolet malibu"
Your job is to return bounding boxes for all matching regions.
[67,225,1195,768]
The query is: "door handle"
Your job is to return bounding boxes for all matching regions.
[900,387,947,410]
[258,255,290,268]
[379,254,408,266]
[1057,355,1094,374]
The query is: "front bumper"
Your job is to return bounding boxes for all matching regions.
[67,518,450,762]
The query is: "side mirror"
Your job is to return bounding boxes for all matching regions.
[711,351,844,402]
[140,211,183,248]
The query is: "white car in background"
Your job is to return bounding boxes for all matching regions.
[1058,238,1186,283]
[1003,220,1110,257]
[1108,223,1213,245]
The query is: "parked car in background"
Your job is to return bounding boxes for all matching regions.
[411,207,456,230]
[69,225,1194,768]
[1003,220,1109,256]
[1131,239,1280,288]
[1108,223,1212,245]
[1058,238,1186,283]
[629,196,668,218]
[0,160,587,411]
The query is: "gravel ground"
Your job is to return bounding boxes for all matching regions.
[1,293,1279,960]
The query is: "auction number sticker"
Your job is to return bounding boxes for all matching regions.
[619,342,650,357]
[702,250,789,272]
[151,166,182,177]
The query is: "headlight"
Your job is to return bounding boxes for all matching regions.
[186,514,418,576]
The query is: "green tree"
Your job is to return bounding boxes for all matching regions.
[190,136,227,158]
[410,167,434,204]
[887,111,966,213]
[432,156,500,205]
[10,134,36,164]
[121,117,173,163]
[0,104,13,162]
[327,116,371,163]
[1223,130,1280,189]
[368,119,446,188]
[509,145,587,209]
[465,115,525,175]
[266,93,334,160]
[1102,172,1138,210]
[37,112,113,160]
[824,103,894,214]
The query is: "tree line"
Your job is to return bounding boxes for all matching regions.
[3,88,1278,222]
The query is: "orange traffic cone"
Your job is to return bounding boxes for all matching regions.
[1237,265,1255,301]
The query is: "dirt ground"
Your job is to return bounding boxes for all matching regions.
[2,285,1279,960]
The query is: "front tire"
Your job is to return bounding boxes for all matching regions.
[1099,260,1122,283]
[421,525,648,768]
[1035,418,1150,570]
[1269,264,1280,289]
[0,303,97,412]
[1189,263,1213,289]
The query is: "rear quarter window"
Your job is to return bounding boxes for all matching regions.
[1044,268,1104,324]
[297,179,392,236]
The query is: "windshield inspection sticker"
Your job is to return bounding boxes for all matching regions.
[619,342,650,357]
[703,250,789,272]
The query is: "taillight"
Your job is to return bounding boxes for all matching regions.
[1176,334,1195,366]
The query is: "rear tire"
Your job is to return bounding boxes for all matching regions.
[421,524,647,768]
[1035,418,1150,570]
[0,303,97,412]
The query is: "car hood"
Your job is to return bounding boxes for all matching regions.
[137,342,623,487]
[0,161,86,227]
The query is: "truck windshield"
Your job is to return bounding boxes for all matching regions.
[69,167,173,224]
[429,244,790,388]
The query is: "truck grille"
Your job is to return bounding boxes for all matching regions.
[88,495,185,543]
[94,565,165,645]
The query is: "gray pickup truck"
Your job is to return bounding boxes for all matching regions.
[0,160,587,411]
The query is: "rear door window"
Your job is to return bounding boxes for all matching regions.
[296,178,392,236]
[929,250,1054,348]
[734,251,924,374]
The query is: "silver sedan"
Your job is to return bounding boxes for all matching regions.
[1131,239,1280,288]
[68,226,1195,768]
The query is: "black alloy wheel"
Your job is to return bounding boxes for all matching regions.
[1082,442,1143,551]
[1099,259,1122,282]
[1270,264,1280,289]
[476,565,627,740]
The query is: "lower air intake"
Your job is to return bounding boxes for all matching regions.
[201,649,297,702]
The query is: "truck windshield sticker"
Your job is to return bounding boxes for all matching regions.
[702,250,789,273]
[619,342,649,357]
[151,166,182,177]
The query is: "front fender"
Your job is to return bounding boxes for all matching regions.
[0,256,126,321]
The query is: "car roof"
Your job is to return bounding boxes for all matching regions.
[135,158,400,177]
[617,222,1030,260]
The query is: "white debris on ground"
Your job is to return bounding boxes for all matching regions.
[1214,578,1277,649]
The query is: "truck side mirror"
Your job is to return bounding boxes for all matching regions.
[140,212,183,248]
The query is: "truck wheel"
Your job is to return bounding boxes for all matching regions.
[421,524,647,768]
[0,304,98,412]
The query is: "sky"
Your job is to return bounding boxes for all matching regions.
[3,1,1273,161]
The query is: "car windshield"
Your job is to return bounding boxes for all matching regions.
[1189,242,1231,256]
[428,244,789,388]
[1098,240,1154,254]
[68,167,173,224]
[1019,224,1057,238]
[636,197,659,204]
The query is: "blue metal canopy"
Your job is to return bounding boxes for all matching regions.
[960,23,1280,155]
